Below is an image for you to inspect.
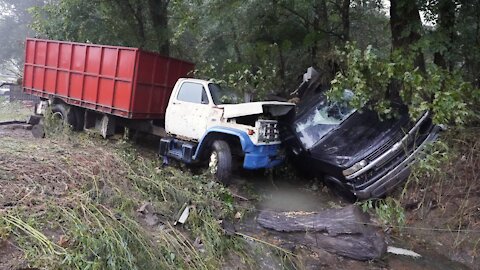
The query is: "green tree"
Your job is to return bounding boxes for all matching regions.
[30,0,170,55]
[0,0,43,76]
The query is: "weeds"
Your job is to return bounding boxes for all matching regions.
[0,128,262,269]
[0,96,31,121]
[42,107,74,138]
[360,198,406,230]
[399,127,480,267]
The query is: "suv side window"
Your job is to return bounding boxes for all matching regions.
[177,82,209,104]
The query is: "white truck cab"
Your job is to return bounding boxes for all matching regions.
[161,78,295,183]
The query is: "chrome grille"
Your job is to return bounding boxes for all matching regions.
[366,132,404,161]
[256,120,280,143]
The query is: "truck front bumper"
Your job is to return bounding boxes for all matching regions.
[243,144,284,170]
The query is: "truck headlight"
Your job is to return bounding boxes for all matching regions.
[342,160,368,177]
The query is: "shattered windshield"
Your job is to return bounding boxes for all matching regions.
[209,83,240,105]
[294,90,355,149]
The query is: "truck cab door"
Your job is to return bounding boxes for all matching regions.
[165,81,211,140]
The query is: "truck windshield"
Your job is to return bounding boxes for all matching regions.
[209,83,239,105]
[294,90,355,149]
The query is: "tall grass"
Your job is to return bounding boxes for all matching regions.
[0,130,247,269]
[0,96,32,121]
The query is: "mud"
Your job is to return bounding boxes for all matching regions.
[228,173,474,269]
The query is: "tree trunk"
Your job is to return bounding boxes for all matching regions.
[230,22,243,63]
[278,45,287,92]
[113,0,147,48]
[389,0,425,104]
[458,0,480,87]
[434,0,457,70]
[257,205,387,261]
[390,0,425,71]
[341,0,350,42]
[313,0,330,66]
[148,0,170,55]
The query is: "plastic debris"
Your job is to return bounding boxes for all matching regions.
[387,246,422,258]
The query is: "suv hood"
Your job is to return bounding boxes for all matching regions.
[218,101,295,119]
[306,109,412,168]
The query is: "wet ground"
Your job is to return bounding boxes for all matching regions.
[225,173,473,269]
[0,123,477,269]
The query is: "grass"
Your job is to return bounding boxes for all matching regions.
[0,119,252,269]
[0,96,32,121]
[398,127,480,266]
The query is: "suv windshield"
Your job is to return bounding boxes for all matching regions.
[209,83,239,105]
[294,90,355,149]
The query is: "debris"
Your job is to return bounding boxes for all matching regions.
[193,237,205,253]
[136,202,153,214]
[221,220,236,236]
[234,212,242,219]
[57,235,69,248]
[231,193,249,201]
[387,246,422,258]
[27,115,42,125]
[174,204,190,225]
[31,124,45,138]
[137,203,162,226]
[145,213,160,226]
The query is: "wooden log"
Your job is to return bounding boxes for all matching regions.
[257,205,387,261]
[4,124,32,130]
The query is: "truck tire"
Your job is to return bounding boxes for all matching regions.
[209,140,232,185]
[73,107,85,131]
[51,103,77,130]
[324,175,357,202]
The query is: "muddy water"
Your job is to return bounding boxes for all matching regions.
[230,173,473,270]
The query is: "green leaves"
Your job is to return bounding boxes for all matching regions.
[195,57,278,100]
[329,42,478,126]
[29,0,170,54]
[360,197,406,230]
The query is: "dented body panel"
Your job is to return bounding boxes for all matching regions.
[287,69,440,199]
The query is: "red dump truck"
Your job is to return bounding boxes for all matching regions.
[23,38,295,182]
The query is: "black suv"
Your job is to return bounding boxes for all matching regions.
[286,69,440,200]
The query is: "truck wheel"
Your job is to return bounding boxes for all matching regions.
[324,175,357,202]
[73,107,85,131]
[51,103,77,129]
[209,140,232,185]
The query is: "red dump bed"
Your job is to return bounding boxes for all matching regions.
[23,38,194,119]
